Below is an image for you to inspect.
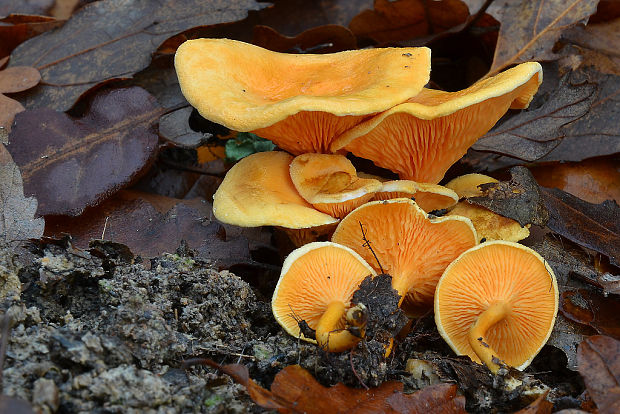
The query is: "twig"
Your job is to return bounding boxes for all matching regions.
[359,221,384,274]
[349,349,369,390]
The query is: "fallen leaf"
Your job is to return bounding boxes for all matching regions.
[542,187,620,266]
[0,14,64,58]
[0,63,40,131]
[512,392,552,413]
[589,0,620,23]
[349,0,470,44]
[0,144,44,244]
[472,73,597,162]
[0,1,54,16]
[561,289,620,340]
[487,0,598,75]
[190,360,466,414]
[563,18,620,76]
[252,24,357,53]
[529,158,620,204]
[159,106,211,149]
[467,166,549,227]
[577,335,620,413]
[7,86,162,216]
[44,190,268,269]
[0,395,36,414]
[7,0,265,111]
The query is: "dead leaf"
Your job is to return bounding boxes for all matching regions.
[472,73,597,162]
[512,392,552,413]
[0,63,40,131]
[467,166,549,227]
[563,18,620,76]
[0,395,36,414]
[0,1,54,16]
[577,335,620,413]
[561,289,620,340]
[589,0,620,23]
[542,187,620,266]
[0,14,64,58]
[252,24,357,53]
[43,190,270,269]
[191,360,466,414]
[0,144,44,244]
[7,86,162,216]
[488,0,598,75]
[530,158,620,204]
[159,106,211,148]
[7,0,265,111]
[349,0,470,44]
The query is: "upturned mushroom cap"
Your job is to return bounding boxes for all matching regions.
[446,174,530,242]
[330,62,542,183]
[435,241,558,371]
[290,153,382,218]
[272,242,376,346]
[213,151,337,228]
[175,39,431,154]
[373,180,458,212]
[331,198,477,307]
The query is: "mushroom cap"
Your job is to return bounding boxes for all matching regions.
[175,39,431,154]
[290,153,382,218]
[435,241,558,370]
[331,198,477,306]
[272,241,376,343]
[446,173,530,242]
[330,62,542,183]
[445,173,498,198]
[213,151,337,228]
[373,180,458,212]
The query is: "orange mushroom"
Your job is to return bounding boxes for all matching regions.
[272,242,376,352]
[330,62,542,183]
[331,199,477,310]
[445,173,530,242]
[289,153,382,218]
[435,241,558,373]
[373,180,458,212]
[212,151,338,244]
[175,39,431,154]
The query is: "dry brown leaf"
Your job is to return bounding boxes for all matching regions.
[577,335,620,413]
[349,0,470,44]
[563,18,620,76]
[511,392,553,413]
[488,0,598,76]
[0,144,44,244]
[0,14,63,59]
[0,64,40,131]
[561,289,620,340]
[252,24,357,53]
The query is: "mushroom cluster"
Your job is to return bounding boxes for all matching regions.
[175,39,557,373]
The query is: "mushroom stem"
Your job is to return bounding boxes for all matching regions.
[316,301,362,352]
[468,301,510,373]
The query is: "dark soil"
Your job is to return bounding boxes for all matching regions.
[0,238,585,413]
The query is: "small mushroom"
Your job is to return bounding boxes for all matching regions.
[290,153,382,218]
[272,242,376,352]
[330,62,542,183]
[331,198,477,310]
[175,39,431,154]
[373,180,458,212]
[212,151,338,243]
[434,241,558,373]
[445,173,530,242]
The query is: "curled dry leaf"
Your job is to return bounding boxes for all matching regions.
[0,144,44,244]
[542,187,620,266]
[7,86,162,216]
[561,289,620,341]
[577,335,620,413]
[349,0,470,44]
[44,190,267,269]
[195,360,466,414]
[467,166,549,227]
[252,24,357,53]
[8,0,264,111]
[0,63,40,131]
[487,0,598,75]
[563,18,620,76]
